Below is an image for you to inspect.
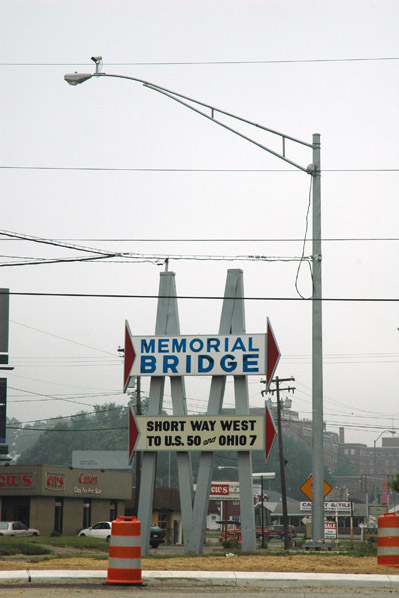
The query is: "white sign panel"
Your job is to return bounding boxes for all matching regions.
[210,482,240,500]
[300,501,352,512]
[130,413,265,452]
[324,521,337,539]
[127,333,266,377]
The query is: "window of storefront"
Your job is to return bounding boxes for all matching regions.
[173,519,179,544]
[158,511,168,532]
[1,496,30,526]
[83,500,91,529]
[54,498,63,534]
[110,500,118,521]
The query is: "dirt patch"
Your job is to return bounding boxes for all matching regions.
[0,553,396,575]
[143,554,396,575]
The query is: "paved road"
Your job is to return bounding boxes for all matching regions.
[0,584,396,598]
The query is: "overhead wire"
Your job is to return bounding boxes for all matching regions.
[10,319,117,355]
[1,56,398,66]
[6,291,399,302]
[2,236,396,242]
[1,165,398,172]
[0,229,311,268]
[294,176,313,299]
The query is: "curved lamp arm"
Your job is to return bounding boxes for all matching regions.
[64,68,314,174]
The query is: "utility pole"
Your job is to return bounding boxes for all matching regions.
[134,376,142,517]
[266,376,295,550]
[118,344,142,517]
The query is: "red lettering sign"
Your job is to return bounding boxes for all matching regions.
[0,473,34,488]
[78,473,98,485]
[210,484,229,495]
[45,474,65,489]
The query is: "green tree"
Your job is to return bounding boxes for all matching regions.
[16,403,129,466]
[7,417,48,461]
[388,473,399,493]
[334,454,355,477]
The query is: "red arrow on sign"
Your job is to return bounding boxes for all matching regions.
[123,321,136,392]
[265,403,277,461]
[128,407,139,464]
[266,318,280,390]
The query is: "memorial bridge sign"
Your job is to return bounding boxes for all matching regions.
[124,320,280,391]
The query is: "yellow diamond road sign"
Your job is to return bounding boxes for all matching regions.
[300,474,333,501]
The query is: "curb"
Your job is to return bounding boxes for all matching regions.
[1,569,399,588]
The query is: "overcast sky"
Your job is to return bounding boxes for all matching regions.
[1,0,398,453]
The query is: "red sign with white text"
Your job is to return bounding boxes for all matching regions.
[210,481,240,500]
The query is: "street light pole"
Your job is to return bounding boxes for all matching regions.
[64,59,324,546]
[311,134,324,545]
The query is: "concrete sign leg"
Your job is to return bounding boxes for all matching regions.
[137,272,194,555]
[190,269,256,553]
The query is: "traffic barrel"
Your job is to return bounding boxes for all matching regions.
[377,512,399,567]
[106,516,143,585]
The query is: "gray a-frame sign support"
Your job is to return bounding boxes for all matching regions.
[188,268,256,553]
[137,271,194,555]
[137,269,256,554]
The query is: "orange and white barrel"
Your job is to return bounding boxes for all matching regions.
[106,516,143,585]
[377,512,399,567]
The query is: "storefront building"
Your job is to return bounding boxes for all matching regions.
[127,487,183,544]
[0,465,132,536]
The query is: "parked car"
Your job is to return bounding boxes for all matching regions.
[148,525,165,548]
[221,524,297,543]
[78,521,112,540]
[0,521,40,537]
[261,525,297,540]
[77,521,165,548]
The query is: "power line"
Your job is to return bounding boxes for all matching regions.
[0,229,311,268]
[10,319,116,355]
[1,57,398,66]
[8,425,127,432]
[1,165,398,173]
[7,404,129,426]
[3,237,397,243]
[0,254,309,269]
[8,386,95,407]
[7,291,399,302]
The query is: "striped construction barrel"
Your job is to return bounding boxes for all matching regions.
[377,512,399,567]
[106,516,143,585]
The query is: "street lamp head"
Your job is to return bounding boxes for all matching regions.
[64,73,93,86]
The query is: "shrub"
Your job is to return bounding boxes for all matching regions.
[0,540,51,556]
[221,539,239,549]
